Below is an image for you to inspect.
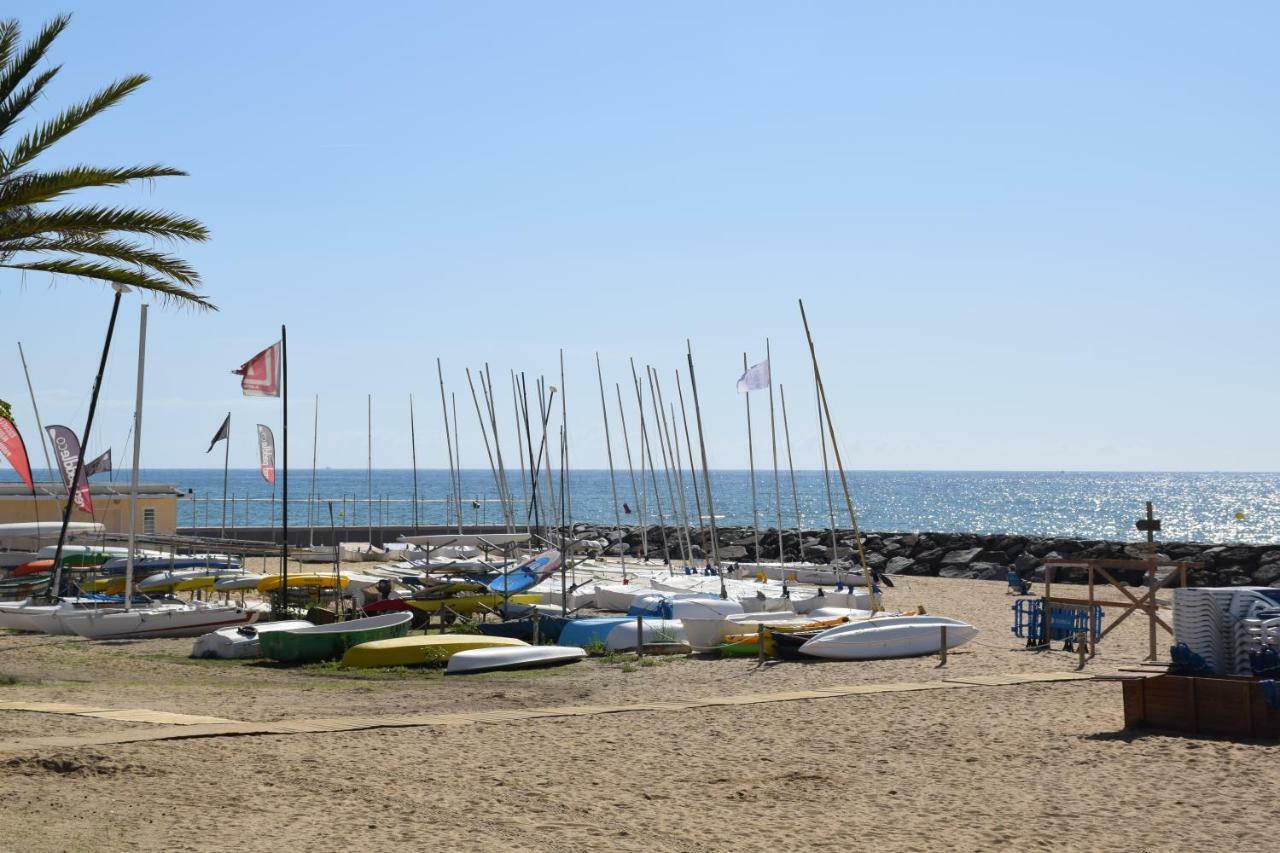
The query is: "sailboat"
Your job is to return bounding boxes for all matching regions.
[57,303,261,640]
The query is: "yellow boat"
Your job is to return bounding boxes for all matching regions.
[78,577,120,594]
[405,593,540,615]
[256,573,351,593]
[341,634,527,668]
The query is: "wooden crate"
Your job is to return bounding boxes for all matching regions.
[1123,674,1280,739]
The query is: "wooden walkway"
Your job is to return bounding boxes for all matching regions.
[0,671,1094,754]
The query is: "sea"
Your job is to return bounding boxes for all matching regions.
[7,469,1280,545]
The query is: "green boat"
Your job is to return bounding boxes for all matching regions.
[258,612,413,663]
[0,572,52,599]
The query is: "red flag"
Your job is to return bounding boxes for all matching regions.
[256,424,276,485]
[233,342,281,397]
[45,424,93,515]
[0,416,34,491]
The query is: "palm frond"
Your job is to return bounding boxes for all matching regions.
[0,21,21,75]
[0,164,185,208]
[2,235,199,285]
[0,15,69,107]
[0,14,211,309]
[5,73,148,175]
[0,204,209,243]
[0,66,60,144]
[0,257,212,309]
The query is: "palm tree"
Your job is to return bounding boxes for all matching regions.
[0,14,213,595]
[0,13,211,308]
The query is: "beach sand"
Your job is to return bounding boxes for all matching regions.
[0,572,1275,852]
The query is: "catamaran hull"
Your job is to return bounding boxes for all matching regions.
[64,606,260,640]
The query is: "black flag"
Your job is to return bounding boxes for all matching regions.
[206,414,230,453]
[84,448,112,477]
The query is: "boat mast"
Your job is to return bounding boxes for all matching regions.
[482,365,515,532]
[594,354,627,580]
[798,299,877,613]
[510,371,530,534]
[436,359,460,531]
[451,392,464,531]
[765,339,785,568]
[615,383,646,563]
[674,371,706,562]
[17,342,56,485]
[630,360,669,564]
[778,384,804,560]
[465,367,507,530]
[685,340,724,598]
[559,349,573,530]
[308,395,319,547]
[743,352,761,568]
[649,366,693,570]
[366,394,373,544]
[409,394,419,532]
[124,304,148,612]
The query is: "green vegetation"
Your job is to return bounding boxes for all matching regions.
[0,14,210,307]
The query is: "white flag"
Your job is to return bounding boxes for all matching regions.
[736,359,770,393]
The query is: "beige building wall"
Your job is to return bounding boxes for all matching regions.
[0,494,179,535]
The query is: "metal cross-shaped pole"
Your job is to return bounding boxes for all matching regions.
[1135,501,1161,550]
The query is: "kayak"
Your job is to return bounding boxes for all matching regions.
[258,612,413,663]
[341,634,527,668]
[256,573,352,593]
[446,645,587,675]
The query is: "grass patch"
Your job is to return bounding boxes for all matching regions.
[298,660,445,682]
[0,673,22,686]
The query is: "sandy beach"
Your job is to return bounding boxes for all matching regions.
[0,571,1274,853]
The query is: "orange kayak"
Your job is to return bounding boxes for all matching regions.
[12,559,54,577]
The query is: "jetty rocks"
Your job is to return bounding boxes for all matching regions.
[560,524,1280,588]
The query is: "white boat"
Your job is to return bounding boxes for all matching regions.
[36,542,123,558]
[669,596,744,619]
[8,527,103,549]
[445,645,587,674]
[0,598,36,631]
[603,618,687,651]
[191,620,314,659]
[593,582,658,612]
[62,602,260,640]
[530,578,595,610]
[0,598,179,635]
[136,568,246,592]
[798,615,978,660]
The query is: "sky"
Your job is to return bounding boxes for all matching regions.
[0,2,1277,473]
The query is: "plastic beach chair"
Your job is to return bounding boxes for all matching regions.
[1007,570,1030,596]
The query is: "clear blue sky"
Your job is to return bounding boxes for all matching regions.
[1,2,1277,473]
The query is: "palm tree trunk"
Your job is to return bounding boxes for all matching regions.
[49,287,125,598]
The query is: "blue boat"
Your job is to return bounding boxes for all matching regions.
[477,615,569,642]
[486,550,561,595]
[557,617,632,648]
[99,556,242,575]
[627,593,673,619]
